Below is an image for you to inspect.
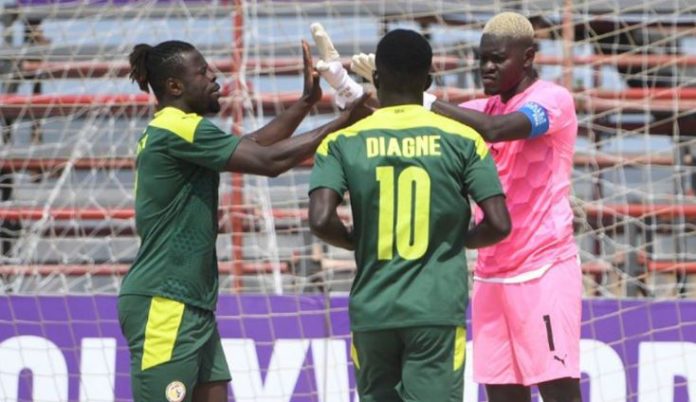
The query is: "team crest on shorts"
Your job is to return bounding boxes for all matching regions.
[165,380,186,402]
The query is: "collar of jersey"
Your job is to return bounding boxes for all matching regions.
[154,106,198,118]
[373,104,427,116]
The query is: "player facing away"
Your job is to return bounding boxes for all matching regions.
[310,12,581,402]
[308,29,511,402]
[117,40,369,402]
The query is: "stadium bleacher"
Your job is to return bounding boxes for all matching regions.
[1,0,695,298]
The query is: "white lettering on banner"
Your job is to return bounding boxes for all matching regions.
[463,343,477,402]
[2,336,696,402]
[223,339,309,402]
[311,339,350,402]
[580,339,627,402]
[0,335,68,402]
[79,338,116,402]
[638,341,696,402]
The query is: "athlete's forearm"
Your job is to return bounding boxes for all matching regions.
[431,100,493,139]
[431,100,532,143]
[309,212,354,250]
[244,97,315,146]
[463,195,511,248]
[262,114,349,176]
[309,190,354,250]
[463,220,509,249]
[226,114,348,176]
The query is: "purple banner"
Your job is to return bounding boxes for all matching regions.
[0,296,695,402]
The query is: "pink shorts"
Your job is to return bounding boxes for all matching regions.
[471,257,582,386]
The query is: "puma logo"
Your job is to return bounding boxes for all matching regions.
[554,354,567,367]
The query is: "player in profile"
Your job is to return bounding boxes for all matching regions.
[308,29,511,402]
[118,40,368,402]
[312,12,581,402]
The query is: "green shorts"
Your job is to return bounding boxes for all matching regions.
[351,326,466,402]
[118,295,230,402]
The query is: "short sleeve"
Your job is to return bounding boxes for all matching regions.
[462,140,504,203]
[168,118,240,172]
[309,137,347,197]
[519,85,576,137]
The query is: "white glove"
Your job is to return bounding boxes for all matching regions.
[351,52,436,109]
[310,22,363,109]
[423,92,437,110]
[350,53,376,84]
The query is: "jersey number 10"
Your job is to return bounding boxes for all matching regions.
[376,166,431,261]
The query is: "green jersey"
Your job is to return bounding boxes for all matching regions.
[309,105,503,331]
[119,107,240,311]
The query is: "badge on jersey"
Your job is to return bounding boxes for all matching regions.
[518,102,549,138]
[165,380,186,402]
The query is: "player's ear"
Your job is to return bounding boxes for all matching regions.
[523,44,536,69]
[166,77,184,97]
[372,70,379,89]
[424,74,432,91]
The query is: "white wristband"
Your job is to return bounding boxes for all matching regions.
[316,60,364,108]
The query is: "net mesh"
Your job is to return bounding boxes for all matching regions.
[0,1,696,401]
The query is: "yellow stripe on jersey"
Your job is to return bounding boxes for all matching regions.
[315,104,489,159]
[453,326,466,371]
[316,129,362,156]
[141,297,185,370]
[149,106,203,143]
[350,335,360,370]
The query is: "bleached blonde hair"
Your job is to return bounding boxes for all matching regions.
[482,12,535,40]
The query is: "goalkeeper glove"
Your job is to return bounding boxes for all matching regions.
[350,52,375,84]
[310,22,364,109]
[351,52,438,110]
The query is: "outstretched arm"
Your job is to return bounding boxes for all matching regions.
[308,188,354,250]
[431,100,533,143]
[463,195,511,248]
[243,40,322,146]
[224,94,371,177]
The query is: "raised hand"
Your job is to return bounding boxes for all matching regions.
[310,22,364,109]
[301,40,322,105]
[350,53,376,84]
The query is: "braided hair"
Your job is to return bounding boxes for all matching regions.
[128,40,196,99]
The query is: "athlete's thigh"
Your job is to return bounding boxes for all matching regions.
[198,325,231,385]
[119,296,217,402]
[399,326,465,402]
[352,329,403,402]
[471,280,521,384]
[193,381,228,402]
[504,258,582,385]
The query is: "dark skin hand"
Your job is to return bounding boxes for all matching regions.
[225,41,373,177]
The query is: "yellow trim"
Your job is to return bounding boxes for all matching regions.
[453,326,466,371]
[316,129,362,156]
[350,335,360,370]
[376,166,395,260]
[141,297,185,370]
[149,107,203,143]
[316,104,489,159]
[395,166,430,260]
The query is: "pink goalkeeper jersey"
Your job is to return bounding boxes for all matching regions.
[462,80,578,279]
